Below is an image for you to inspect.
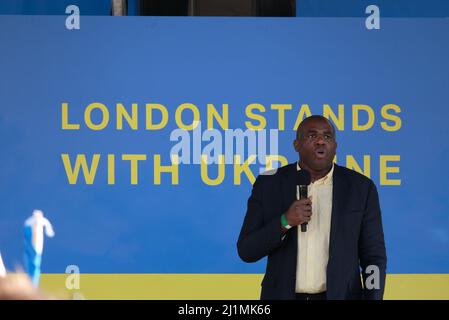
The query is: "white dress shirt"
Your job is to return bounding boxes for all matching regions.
[296,163,334,293]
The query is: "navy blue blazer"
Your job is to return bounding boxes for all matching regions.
[237,163,387,300]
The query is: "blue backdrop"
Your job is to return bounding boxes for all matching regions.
[0,15,448,274]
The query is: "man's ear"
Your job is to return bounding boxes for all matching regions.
[293,139,300,152]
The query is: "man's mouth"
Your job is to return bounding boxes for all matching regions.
[314,149,326,159]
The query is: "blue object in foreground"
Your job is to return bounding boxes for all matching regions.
[23,210,54,286]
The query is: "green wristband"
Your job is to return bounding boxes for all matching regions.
[281,214,292,229]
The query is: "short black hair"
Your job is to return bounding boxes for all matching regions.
[296,115,336,139]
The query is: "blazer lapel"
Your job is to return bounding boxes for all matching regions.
[280,163,299,246]
[328,164,349,260]
[281,163,298,214]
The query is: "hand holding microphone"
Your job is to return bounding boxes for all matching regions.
[284,170,312,232]
[284,197,313,228]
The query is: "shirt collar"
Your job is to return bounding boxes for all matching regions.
[296,162,334,185]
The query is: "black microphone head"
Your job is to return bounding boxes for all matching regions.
[297,169,311,185]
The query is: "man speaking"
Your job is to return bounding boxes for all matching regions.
[237,115,387,300]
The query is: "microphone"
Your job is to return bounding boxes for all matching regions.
[297,169,311,232]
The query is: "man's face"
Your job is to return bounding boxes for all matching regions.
[294,118,337,171]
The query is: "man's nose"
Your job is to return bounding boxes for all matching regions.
[315,135,326,145]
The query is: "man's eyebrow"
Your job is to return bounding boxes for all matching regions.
[302,128,334,136]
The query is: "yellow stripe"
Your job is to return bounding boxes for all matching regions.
[39,274,449,300]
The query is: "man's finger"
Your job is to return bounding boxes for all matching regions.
[302,211,312,218]
[301,198,312,205]
[301,205,312,212]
